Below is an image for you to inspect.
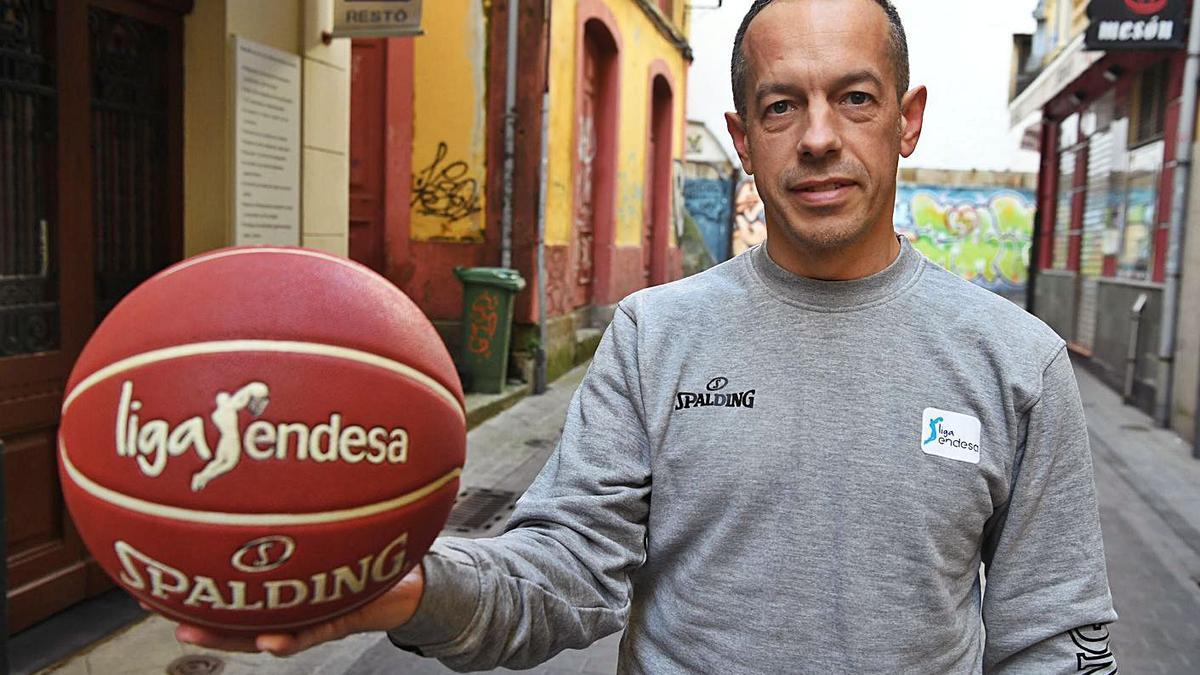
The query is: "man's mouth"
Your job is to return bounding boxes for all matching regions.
[792,179,855,193]
[789,179,856,205]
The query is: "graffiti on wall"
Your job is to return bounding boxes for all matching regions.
[894,186,1035,295]
[724,180,1035,297]
[411,142,482,230]
[682,177,733,262]
[466,289,500,359]
[732,180,767,257]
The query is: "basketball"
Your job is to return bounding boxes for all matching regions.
[57,247,466,634]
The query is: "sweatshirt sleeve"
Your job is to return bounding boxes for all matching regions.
[980,345,1119,673]
[386,304,650,671]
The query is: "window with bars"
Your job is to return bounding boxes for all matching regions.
[0,0,59,357]
[1053,149,1075,270]
[1117,140,1162,281]
[1132,60,1168,146]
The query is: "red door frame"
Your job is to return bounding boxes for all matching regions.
[348,38,415,287]
[573,0,621,306]
[644,60,674,286]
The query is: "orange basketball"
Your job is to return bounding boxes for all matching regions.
[57,246,466,634]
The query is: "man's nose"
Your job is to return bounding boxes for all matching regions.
[798,103,842,159]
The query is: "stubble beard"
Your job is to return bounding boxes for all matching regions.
[765,184,881,256]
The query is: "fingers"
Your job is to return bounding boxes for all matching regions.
[172,610,357,658]
[255,615,352,657]
[175,624,262,653]
[171,565,425,658]
[255,633,303,657]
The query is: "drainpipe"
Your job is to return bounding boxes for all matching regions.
[499,0,520,269]
[535,88,550,394]
[1156,0,1200,429]
[533,0,551,394]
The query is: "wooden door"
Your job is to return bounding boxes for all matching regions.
[572,33,600,309]
[645,76,672,286]
[349,39,386,275]
[0,0,185,633]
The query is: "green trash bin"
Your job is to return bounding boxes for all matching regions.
[454,267,526,394]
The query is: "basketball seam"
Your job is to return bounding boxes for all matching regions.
[138,585,390,632]
[59,444,461,526]
[61,339,465,421]
[154,247,367,279]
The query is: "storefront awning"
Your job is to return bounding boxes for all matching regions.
[1010,34,1105,127]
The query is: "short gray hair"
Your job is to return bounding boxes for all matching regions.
[730,0,910,118]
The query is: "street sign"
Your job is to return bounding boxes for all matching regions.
[1085,0,1188,50]
[331,0,423,39]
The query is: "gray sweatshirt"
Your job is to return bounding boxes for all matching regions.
[389,238,1118,673]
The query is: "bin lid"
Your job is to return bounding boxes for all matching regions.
[453,266,527,291]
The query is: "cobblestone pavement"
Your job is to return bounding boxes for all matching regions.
[41,357,1200,674]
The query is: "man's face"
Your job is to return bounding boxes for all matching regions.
[726,0,925,257]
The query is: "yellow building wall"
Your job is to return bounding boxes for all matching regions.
[410,0,489,242]
[183,0,351,257]
[544,0,689,248]
[183,0,229,256]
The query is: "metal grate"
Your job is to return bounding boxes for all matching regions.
[89,6,171,323]
[444,487,518,534]
[1,0,60,356]
[166,654,224,675]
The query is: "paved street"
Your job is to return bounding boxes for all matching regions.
[1080,365,1200,673]
[39,357,1200,674]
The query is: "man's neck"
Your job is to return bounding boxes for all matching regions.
[765,228,902,281]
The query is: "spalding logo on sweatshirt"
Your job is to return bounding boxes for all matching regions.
[674,377,756,411]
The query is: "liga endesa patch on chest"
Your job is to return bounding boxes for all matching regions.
[57,246,467,634]
[920,407,982,464]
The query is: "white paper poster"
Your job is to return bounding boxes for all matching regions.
[233,37,301,246]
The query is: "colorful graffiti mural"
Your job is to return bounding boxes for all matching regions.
[894,186,1035,299]
[723,180,1035,301]
[682,177,733,262]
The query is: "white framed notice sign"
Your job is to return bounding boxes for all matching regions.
[233,37,301,246]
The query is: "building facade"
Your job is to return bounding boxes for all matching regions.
[348,0,688,381]
[1010,0,1200,443]
[0,0,689,634]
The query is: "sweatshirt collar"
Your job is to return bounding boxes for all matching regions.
[747,235,924,311]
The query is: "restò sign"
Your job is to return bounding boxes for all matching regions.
[331,0,422,38]
[1085,0,1187,50]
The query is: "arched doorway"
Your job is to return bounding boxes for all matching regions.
[572,17,618,310]
[644,70,673,286]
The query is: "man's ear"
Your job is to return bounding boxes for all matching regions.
[898,85,927,158]
[725,112,754,175]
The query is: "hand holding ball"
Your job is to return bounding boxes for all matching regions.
[58,247,466,634]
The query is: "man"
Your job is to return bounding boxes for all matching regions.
[180,0,1118,671]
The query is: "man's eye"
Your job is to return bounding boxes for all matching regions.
[846,92,872,105]
[768,101,791,115]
